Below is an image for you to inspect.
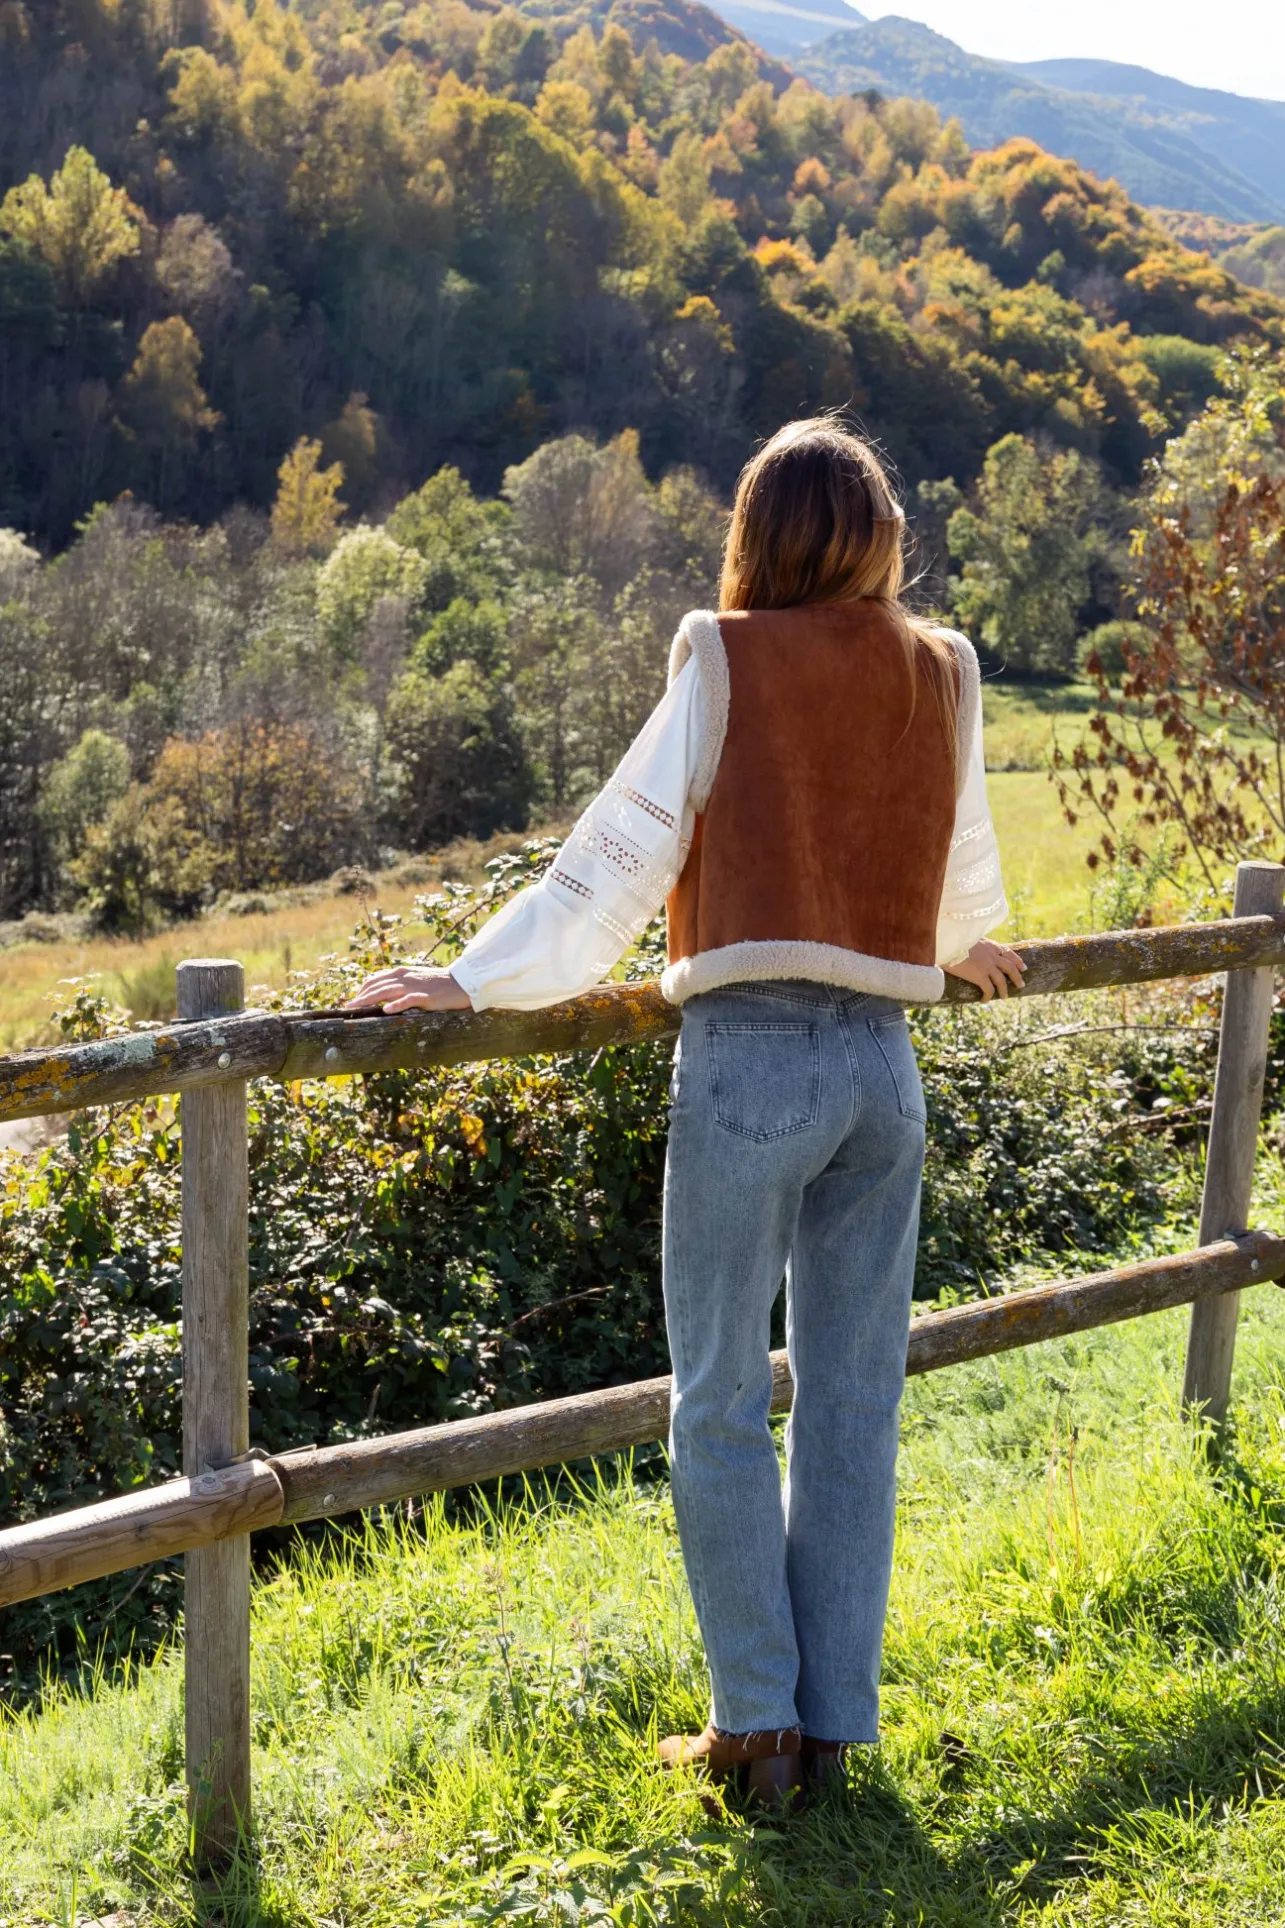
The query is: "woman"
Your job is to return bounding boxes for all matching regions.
[346,418,1023,1806]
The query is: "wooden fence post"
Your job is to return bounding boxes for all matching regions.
[178,959,251,1868]
[1183,861,1285,1431]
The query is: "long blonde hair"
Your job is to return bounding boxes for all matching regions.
[719,416,957,755]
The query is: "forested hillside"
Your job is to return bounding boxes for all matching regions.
[1011,55,1285,222]
[1154,210,1285,300]
[2,0,1281,543]
[2,0,1283,931]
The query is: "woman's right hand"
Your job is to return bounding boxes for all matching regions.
[343,965,473,1013]
[944,940,1026,1001]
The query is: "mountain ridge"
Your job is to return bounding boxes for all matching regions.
[790,17,1285,224]
[704,0,865,59]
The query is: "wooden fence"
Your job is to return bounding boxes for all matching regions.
[2,859,1284,1868]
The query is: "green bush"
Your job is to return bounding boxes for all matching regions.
[0,850,1253,1701]
[1078,618,1148,679]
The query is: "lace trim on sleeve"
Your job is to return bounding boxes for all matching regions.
[950,817,992,854]
[608,779,676,832]
[575,811,682,906]
[549,867,593,902]
[950,895,1008,923]
[950,853,1000,896]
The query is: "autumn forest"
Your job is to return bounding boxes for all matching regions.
[1,0,1282,931]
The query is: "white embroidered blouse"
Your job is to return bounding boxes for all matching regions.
[450,635,1007,1013]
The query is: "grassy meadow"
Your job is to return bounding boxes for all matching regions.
[0,682,1108,1053]
[5,1163,1285,1925]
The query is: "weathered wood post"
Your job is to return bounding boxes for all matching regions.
[178,959,251,1867]
[1183,861,1285,1430]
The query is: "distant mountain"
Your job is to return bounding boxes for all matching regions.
[1009,57,1285,216]
[790,18,1285,224]
[705,0,865,59]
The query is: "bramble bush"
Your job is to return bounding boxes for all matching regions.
[2,844,1273,1700]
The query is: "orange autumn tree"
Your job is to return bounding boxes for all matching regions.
[145,721,362,892]
[1055,351,1285,901]
[76,721,363,930]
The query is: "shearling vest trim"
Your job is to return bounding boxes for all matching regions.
[662,604,975,1007]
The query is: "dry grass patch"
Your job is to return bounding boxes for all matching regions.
[0,825,569,1050]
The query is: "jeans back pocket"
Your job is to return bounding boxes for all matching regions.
[869,1013,927,1123]
[705,1022,820,1141]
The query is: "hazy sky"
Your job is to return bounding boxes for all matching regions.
[864,1,1285,102]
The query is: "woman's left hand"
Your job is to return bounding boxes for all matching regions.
[943,939,1026,1001]
[343,966,473,1013]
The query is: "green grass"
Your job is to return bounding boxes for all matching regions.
[981,680,1100,776]
[6,1153,1285,1926]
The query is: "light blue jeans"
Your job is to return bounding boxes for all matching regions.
[662,981,926,1742]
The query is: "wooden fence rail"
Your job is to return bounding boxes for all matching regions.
[3,911,1285,1127]
[5,1231,1282,1617]
[1,861,1283,1868]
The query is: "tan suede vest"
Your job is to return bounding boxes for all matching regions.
[662,603,973,1006]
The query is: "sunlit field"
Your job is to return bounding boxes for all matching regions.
[0,827,567,1053]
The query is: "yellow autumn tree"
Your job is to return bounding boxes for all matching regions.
[118,316,218,442]
[320,392,379,508]
[270,436,346,556]
[0,145,142,305]
[117,316,219,508]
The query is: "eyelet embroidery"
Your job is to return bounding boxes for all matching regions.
[575,812,679,906]
[949,817,991,853]
[550,867,593,901]
[609,779,676,831]
[951,854,1000,895]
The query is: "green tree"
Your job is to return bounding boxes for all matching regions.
[502,429,655,598]
[385,657,533,848]
[947,435,1109,673]
[386,467,510,612]
[73,785,213,934]
[507,577,597,811]
[38,729,130,890]
[1144,345,1284,535]
[658,130,711,229]
[316,525,429,665]
[534,80,596,150]
[0,146,143,306]
[1057,355,1285,893]
[414,598,509,677]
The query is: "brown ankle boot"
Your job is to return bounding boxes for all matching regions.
[658,1724,804,1808]
[801,1737,849,1789]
